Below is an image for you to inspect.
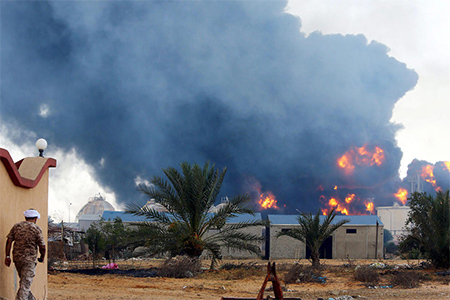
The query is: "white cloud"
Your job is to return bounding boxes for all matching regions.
[134,175,152,187]
[0,125,122,222]
[39,104,51,118]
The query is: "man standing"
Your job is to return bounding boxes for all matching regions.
[5,209,46,300]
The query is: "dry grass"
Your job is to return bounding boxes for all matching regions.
[389,271,420,289]
[353,265,381,286]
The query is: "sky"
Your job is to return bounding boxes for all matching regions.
[1,1,449,221]
[287,0,450,177]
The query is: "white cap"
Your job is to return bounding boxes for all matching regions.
[23,209,41,219]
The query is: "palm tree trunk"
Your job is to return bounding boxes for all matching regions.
[311,249,320,267]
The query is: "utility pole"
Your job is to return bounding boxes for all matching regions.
[375,220,379,259]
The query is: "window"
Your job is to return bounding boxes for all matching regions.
[281,228,291,233]
[346,228,357,234]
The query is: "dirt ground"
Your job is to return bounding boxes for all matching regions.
[48,259,450,300]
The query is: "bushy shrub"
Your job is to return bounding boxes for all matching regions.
[389,271,420,288]
[219,262,263,280]
[284,263,323,284]
[159,256,202,278]
[354,266,380,286]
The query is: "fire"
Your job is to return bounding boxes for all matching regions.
[326,197,349,215]
[365,201,374,214]
[421,165,440,191]
[345,194,355,204]
[258,192,278,209]
[393,188,408,205]
[444,161,450,172]
[337,144,385,174]
[320,191,375,216]
[329,198,338,206]
[337,155,354,171]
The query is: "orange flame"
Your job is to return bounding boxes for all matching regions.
[337,144,385,174]
[444,162,450,172]
[421,165,441,192]
[258,192,278,209]
[327,197,349,215]
[320,191,375,216]
[329,198,338,206]
[393,188,408,205]
[345,194,355,204]
[365,201,374,214]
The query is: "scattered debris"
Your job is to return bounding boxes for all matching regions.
[394,264,411,269]
[369,262,386,269]
[318,296,354,300]
[102,263,118,269]
[313,275,327,284]
[368,285,392,289]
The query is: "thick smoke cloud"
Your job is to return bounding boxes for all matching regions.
[404,160,450,194]
[1,1,418,212]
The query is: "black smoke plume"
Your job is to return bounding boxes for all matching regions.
[1,1,418,212]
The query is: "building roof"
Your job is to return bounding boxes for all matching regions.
[376,202,410,210]
[227,213,262,223]
[268,214,383,226]
[101,211,262,224]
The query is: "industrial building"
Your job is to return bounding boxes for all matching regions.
[100,210,383,260]
[376,202,410,242]
[268,214,384,260]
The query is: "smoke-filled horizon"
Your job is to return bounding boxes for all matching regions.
[1,1,419,213]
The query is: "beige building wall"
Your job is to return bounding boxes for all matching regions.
[333,224,384,259]
[1,149,56,300]
[269,225,304,259]
[219,226,265,259]
[269,223,383,260]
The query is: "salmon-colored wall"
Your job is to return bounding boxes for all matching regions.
[1,149,56,300]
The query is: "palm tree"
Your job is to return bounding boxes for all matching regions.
[277,208,349,267]
[400,191,449,267]
[126,162,266,267]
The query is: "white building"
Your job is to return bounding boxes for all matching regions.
[376,202,410,242]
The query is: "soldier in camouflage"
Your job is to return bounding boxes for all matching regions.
[4,209,46,300]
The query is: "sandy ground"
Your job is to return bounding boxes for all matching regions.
[48,259,450,300]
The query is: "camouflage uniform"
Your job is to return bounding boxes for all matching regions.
[7,221,45,300]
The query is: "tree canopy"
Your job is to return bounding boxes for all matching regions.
[126,162,266,266]
[399,191,449,268]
